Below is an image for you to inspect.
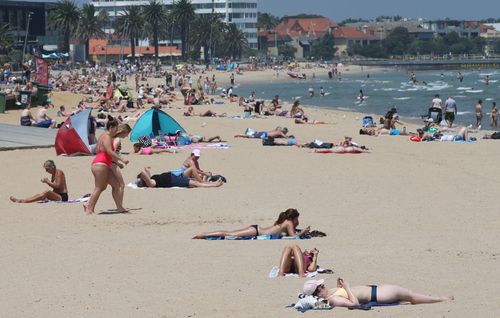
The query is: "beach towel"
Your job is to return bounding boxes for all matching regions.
[127,182,186,190]
[290,294,400,312]
[38,194,90,203]
[174,143,230,150]
[204,234,311,241]
[269,266,334,278]
[314,149,365,154]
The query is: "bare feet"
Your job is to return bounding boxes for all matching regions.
[83,203,94,215]
[10,196,21,203]
[192,234,204,239]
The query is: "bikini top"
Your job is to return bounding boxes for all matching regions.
[330,288,348,299]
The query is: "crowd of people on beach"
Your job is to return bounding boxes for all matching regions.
[3,59,470,313]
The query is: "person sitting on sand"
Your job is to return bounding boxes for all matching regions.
[136,167,223,189]
[290,100,307,119]
[10,160,68,203]
[235,127,289,139]
[303,278,453,309]
[279,245,319,277]
[20,104,36,126]
[193,208,310,239]
[34,102,56,128]
[171,149,212,182]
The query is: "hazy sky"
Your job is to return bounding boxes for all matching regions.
[258,0,500,21]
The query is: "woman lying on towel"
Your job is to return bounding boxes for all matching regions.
[302,278,453,309]
[314,146,369,154]
[193,208,310,239]
[136,167,223,189]
[279,245,319,277]
[183,106,226,117]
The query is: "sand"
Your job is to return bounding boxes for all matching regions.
[0,65,499,317]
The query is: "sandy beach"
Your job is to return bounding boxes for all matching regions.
[1,65,499,317]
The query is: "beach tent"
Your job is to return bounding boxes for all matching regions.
[55,109,94,155]
[130,108,186,142]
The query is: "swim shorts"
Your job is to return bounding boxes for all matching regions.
[390,129,401,136]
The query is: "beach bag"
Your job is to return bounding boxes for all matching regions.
[362,116,374,127]
[262,137,275,146]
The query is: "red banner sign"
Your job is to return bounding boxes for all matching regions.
[35,57,49,85]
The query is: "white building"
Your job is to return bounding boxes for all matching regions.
[90,0,258,49]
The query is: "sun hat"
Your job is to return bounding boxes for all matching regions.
[192,149,201,157]
[303,279,325,296]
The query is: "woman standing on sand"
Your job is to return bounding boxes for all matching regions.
[84,119,129,214]
[193,208,310,239]
[110,123,132,212]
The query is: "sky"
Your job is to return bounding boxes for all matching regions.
[258,0,500,21]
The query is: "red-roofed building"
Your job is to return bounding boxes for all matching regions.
[89,38,181,62]
[259,17,338,58]
[332,27,379,55]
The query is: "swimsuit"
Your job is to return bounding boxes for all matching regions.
[92,143,114,168]
[250,224,259,236]
[368,285,378,303]
[57,192,69,202]
[171,165,188,176]
[20,116,32,126]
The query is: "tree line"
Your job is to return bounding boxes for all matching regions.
[0,0,249,63]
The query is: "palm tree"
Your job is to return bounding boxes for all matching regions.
[49,0,80,53]
[75,4,108,61]
[224,24,248,60]
[190,13,224,63]
[143,0,168,59]
[172,0,195,60]
[115,6,144,60]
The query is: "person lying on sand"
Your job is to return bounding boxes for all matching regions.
[359,127,412,136]
[419,127,470,142]
[303,278,453,309]
[133,143,174,155]
[175,130,224,144]
[193,208,310,239]
[183,106,226,117]
[279,245,319,277]
[10,160,68,203]
[263,136,298,146]
[294,118,329,125]
[136,167,223,189]
[235,127,289,139]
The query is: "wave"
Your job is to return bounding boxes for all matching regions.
[393,97,411,100]
[457,111,472,115]
[457,87,472,90]
[466,89,483,93]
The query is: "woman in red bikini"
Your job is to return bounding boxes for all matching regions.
[84,119,129,214]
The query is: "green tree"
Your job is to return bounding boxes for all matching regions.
[115,6,144,60]
[144,0,168,59]
[190,13,224,63]
[349,43,387,58]
[257,12,279,30]
[0,24,14,54]
[383,27,413,55]
[223,24,248,60]
[311,33,336,60]
[75,4,108,61]
[278,43,297,59]
[49,0,80,53]
[172,0,196,61]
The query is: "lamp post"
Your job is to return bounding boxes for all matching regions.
[209,0,214,65]
[170,19,175,66]
[22,11,34,63]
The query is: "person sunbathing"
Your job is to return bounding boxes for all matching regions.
[314,146,369,154]
[171,149,212,182]
[279,245,319,277]
[294,118,329,125]
[303,278,453,309]
[10,160,69,203]
[175,130,224,144]
[133,143,174,155]
[183,106,225,117]
[192,208,310,239]
[235,127,289,139]
[263,136,298,146]
[359,127,411,136]
[136,167,223,189]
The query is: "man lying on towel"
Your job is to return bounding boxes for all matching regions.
[136,167,223,189]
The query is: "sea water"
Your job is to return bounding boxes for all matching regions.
[233,69,500,126]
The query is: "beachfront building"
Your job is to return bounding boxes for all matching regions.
[90,0,258,50]
[258,17,338,59]
[0,0,60,52]
[332,27,378,56]
[481,24,500,56]
[421,20,481,38]
[346,21,435,42]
